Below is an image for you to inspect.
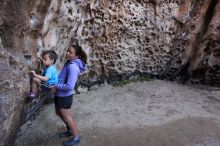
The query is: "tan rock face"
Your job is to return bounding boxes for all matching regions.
[175,0,220,84]
[0,0,220,145]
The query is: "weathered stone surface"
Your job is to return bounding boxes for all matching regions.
[173,0,220,84]
[0,0,220,145]
[0,0,50,145]
[0,62,29,146]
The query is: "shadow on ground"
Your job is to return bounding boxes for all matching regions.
[15,117,220,146]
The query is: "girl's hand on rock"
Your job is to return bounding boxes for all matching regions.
[30,70,37,76]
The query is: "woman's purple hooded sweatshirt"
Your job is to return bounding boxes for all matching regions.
[54,58,86,97]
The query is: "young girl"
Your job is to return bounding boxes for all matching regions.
[28,50,58,98]
[50,44,87,146]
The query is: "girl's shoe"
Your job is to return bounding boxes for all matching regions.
[27,93,36,99]
[63,136,80,146]
[59,130,72,138]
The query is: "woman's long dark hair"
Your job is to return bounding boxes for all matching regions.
[72,44,87,64]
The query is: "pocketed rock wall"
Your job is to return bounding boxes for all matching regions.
[0,0,220,145]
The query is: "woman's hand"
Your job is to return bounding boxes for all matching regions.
[50,85,56,93]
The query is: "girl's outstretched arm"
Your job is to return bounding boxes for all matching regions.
[30,70,49,81]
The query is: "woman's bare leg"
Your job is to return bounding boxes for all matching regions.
[55,108,70,131]
[60,108,79,137]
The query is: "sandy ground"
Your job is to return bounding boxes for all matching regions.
[14,80,220,146]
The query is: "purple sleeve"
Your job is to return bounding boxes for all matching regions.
[55,64,79,91]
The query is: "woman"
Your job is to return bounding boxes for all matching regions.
[51,44,87,146]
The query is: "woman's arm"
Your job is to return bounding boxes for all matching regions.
[55,64,79,91]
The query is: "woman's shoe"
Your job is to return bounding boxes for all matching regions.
[59,130,72,138]
[63,136,80,146]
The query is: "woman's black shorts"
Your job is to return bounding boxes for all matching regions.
[54,95,73,109]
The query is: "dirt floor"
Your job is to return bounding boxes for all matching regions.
[14,80,220,146]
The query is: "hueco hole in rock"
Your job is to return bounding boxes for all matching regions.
[1,0,220,146]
